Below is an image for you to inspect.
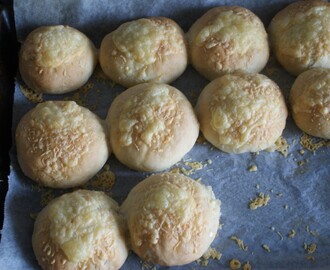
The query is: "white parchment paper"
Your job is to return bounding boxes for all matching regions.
[0,0,329,269]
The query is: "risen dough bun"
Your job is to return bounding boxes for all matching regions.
[187,6,269,80]
[32,190,128,270]
[19,25,97,94]
[106,83,199,171]
[268,0,330,76]
[99,17,188,87]
[290,68,330,139]
[16,101,109,188]
[121,172,221,266]
[195,73,288,153]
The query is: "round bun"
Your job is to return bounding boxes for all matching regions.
[99,17,188,87]
[268,0,330,76]
[16,101,109,188]
[187,6,269,80]
[195,73,288,153]
[121,172,221,266]
[19,25,97,94]
[106,83,199,171]
[32,190,128,270]
[290,68,330,139]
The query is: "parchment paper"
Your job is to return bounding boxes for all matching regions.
[0,0,329,269]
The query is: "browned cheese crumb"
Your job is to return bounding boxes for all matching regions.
[299,149,305,155]
[85,164,116,191]
[249,193,270,210]
[230,235,248,251]
[243,261,252,270]
[64,82,94,108]
[229,258,241,270]
[20,84,43,103]
[262,244,271,252]
[304,243,317,254]
[300,133,330,152]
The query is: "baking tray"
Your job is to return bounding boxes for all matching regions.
[0,0,329,269]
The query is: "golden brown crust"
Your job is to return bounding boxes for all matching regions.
[268,0,330,76]
[32,190,128,270]
[120,172,221,266]
[188,6,269,80]
[290,68,330,139]
[16,101,109,188]
[19,25,97,94]
[195,73,288,153]
[106,83,199,171]
[99,17,188,87]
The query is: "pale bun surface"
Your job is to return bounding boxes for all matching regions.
[106,83,199,172]
[16,101,109,188]
[121,172,221,266]
[188,6,269,80]
[32,190,128,270]
[99,17,188,87]
[268,0,330,76]
[195,73,288,153]
[19,25,97,94]
[290,68,330,139]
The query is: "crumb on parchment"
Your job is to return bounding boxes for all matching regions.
[229,258,241,270]
[248,165,258,172]
[266,136,289,157]
[262,244,271,252]
[243,261,252,270]
[197,247,222,266]
[230,235,248,251]
[300,133,330,151]
[249,193,270,210]
[20,84,43,103]
[288,229,296,238]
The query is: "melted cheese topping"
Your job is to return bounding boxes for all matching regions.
[270,4,330,69]
[195,8,266,56]
[21,101,93,180]
[208,74,285,150]
[22,25,88,68]
[118,84,181,150]
[292,69,330,117]
[112,18,185,79]
[125,173,220,248]
[48,190,119,262]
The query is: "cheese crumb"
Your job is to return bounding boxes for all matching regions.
[304,243,317,254]
[300,133,330,151]
[249,193,270,210]
[243,261,252,270]
[262,244,271,252]
[20,84,43,103]
[230,235,248,251]
[248,165,258,172]
[266,136,289,157]
[84,164,116,191]
[288,229,296,238]
[229,259,241,270]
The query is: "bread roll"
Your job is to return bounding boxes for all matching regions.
[268,0,330,76]
[195,73,288,153]
[99,17,188,87]
[106,83,199,171]
[19,25,97,94]
[290,68,330,139]
[16,101,109,188]
[121,172,221,266]
[188,6,269,80]
[32,190,128,270]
